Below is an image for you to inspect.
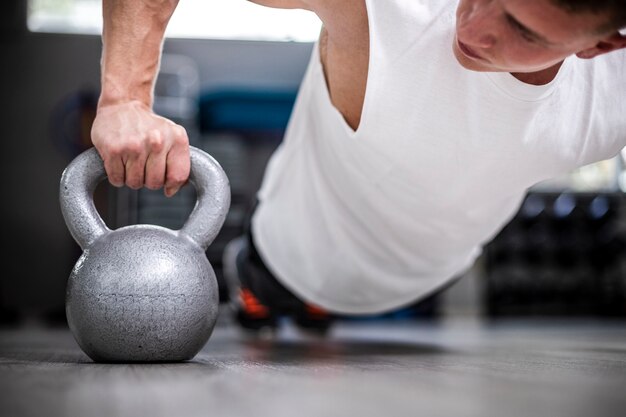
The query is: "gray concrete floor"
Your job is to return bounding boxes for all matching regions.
[1,312,625,417]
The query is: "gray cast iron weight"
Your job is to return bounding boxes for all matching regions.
[59,146,231,363]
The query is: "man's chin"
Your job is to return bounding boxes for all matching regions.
[452,42,504,72]
[452,43,492,72]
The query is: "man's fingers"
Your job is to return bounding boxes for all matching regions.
[145,151,167,190]
[144,129,167,190]
[164,139,190,197]
[124,150,148,190]
[103,155,125,187]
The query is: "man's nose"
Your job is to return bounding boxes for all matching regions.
[457,5,498,48]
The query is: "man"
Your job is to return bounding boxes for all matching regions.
[92,0,626,332]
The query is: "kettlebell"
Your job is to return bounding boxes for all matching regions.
[59,146,230,362]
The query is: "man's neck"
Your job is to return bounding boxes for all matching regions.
[510,61,564,85]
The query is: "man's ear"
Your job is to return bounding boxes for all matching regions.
[576,31,626,59]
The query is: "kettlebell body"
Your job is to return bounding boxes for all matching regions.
[60,147,230,362]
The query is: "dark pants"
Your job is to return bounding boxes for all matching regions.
[238,200,330,318]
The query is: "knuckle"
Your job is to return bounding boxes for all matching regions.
[145,172,165,190]
[144,181,161,190]
[126,178,142,190]
[173,125,188,143]
[125,138,143,156]
[105,142,124,159]
[147,130,164,152]
[168,173,187,187]
[109,174,124,186]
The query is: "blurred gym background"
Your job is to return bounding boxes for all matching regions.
[1,0,624,328]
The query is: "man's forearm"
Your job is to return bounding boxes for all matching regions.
[99,0,179,108]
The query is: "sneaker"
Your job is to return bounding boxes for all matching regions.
[294,303,334,335]
[222,236,277,331]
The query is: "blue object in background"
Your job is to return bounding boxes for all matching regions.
[197,88,298,134]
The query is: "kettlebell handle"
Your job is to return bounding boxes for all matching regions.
[59,146,231,251]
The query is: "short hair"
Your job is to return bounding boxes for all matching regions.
[552,0,626,33]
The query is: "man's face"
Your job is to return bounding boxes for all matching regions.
[453,0,614,73]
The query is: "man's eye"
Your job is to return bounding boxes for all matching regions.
[506,14,538,43]
[519,29,536,43]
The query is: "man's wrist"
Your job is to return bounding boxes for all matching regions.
[98,81,153,109]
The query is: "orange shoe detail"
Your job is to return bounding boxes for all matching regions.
[305,304,330,319]
[240,288,270,318]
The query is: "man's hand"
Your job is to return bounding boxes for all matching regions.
[91,100,190,197]
[94,0,184,196]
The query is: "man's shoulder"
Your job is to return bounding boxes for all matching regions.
[574,48,626,86]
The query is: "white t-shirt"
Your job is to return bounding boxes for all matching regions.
[251,0,626,314]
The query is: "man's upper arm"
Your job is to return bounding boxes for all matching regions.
[246,1,347,19]
[247,0,363,40]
